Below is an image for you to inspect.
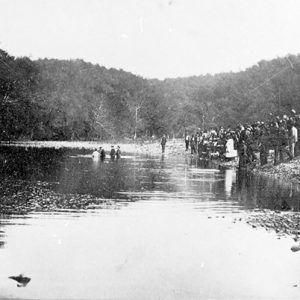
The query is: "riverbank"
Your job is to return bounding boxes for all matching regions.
[216,151,300,185]
[252,157,300,184]
[243,209,300,252]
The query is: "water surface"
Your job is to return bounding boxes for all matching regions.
[0,146,300,299]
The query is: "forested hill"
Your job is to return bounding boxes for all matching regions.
[1,47,300,141]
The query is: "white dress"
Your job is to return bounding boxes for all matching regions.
[92,150,100,160]
[225,138,237,158]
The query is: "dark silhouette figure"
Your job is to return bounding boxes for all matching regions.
[110,146,116,160]
[100,147,106,161]
[185,135,190,151]
[161,135,167,153]
[116,146,121,159]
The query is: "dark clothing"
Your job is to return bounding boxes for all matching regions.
[185,140,189,151]
[100,149,106,160]
[198,141,203,157]
[190,136,196,154]
[238,142,250,168]
[110,148,116,159]
[185,136,190,151]
[116,149,121,159]
[259,136,269,165]
[278,126,292,162]
[161,136,167,153]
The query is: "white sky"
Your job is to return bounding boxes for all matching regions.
[1,0,300,79]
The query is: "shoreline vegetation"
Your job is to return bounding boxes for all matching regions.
[2,139,300,184]
[1,46,300,143]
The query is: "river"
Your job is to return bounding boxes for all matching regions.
[0,146,300,299]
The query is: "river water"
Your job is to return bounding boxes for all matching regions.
[0,146,300,299]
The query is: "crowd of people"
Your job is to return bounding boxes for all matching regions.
[92,145,121,161]
[185,109,299,168]
[90,108,300,168]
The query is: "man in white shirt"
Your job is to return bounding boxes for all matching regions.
[290,122,298,159]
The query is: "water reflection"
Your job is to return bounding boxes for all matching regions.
[1,147,300,299]
[0,146,300,215]
[236,170,299,211]
[224,169,236,197]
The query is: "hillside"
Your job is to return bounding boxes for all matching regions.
[1,48,300,140]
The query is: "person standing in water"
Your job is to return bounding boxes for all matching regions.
[100,147,106,160]
[116,146,121,159]
[161,134,167,153]
[185,134,190,151]
[92,148,100,160]
[110,145,116,160]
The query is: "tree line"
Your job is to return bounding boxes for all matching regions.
[1,48,300,141]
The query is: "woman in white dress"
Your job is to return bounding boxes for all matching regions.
[225,134,237,159]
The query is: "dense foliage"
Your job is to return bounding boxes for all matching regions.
[1,47,300,140]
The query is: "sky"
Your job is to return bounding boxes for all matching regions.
[1,0,300,79]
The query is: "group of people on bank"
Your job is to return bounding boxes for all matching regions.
[185,109,299,167]
[92,145,121,161]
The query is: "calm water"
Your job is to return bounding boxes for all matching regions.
[0,146,300,299]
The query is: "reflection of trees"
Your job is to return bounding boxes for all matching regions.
[235,171,299,211]
[2,146,300,214]
[236,171,253,206]
[57,156,130,198]
[138,158,170,191]
[0,146,66,182]
[57,154,173,199]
